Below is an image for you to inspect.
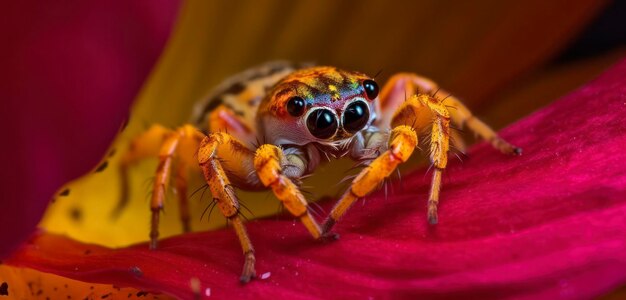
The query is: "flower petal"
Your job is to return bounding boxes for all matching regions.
[0,1,181,258]
[0,264,174,299]
[37,0,611,251]
[7,58,626,298]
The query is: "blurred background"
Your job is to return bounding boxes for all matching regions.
[2,0,625,257]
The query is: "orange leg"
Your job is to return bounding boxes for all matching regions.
[442,95,521,155]
[114,124,171,219]
[116,124,201,249]
[391,94,454,224]
[422,99,450,225]
[197,132,257,283]
[323,73,521,230]
[378,73,521,155]
[322,125,418,233]
[149,132,180,249]
[149,125,204,248]
[254,144,326,239]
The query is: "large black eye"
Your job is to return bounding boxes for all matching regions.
[363,79,379,100]
[343,101,370,133]
[306,109,338,139]
[286,96,306,117]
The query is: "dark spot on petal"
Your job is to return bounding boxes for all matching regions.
[101,293,112,299]
[120,118,129,132]
[59,188,70,197]
[128,293,132,298]
[84,250,92,255]
[108,148,116,157]
[0,282,8,296]
[69,207,82,222]
[137,291,148,297]
[130,266,143,277]
[95,161,108,173]
[64,284,68,288]
[36,289,43,295]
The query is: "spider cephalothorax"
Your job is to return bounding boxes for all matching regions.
[258,67,378,152]
[118,61,521,283]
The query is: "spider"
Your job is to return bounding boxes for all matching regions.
[117,61,521,283]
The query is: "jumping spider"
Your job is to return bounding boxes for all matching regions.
[117,61,521,283]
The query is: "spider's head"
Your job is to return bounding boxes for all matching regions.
[258,66,379,148]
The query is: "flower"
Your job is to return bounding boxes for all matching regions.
[2,1,624,299]
[5,58,626,299]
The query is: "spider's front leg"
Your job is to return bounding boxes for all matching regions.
[378,73,521,155]
[196,133,328,282]
[253,144,330,240]
[321,95,450,232]
[197,132,258,283]
[323,81,521,232]
[391,94,453,224]
[321,125,418,233]
[378,73,521,223]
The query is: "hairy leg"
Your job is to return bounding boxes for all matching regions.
[114,124,171,219]
[116,124,201,246]
[391,94,455,224]
[197,133,324,281]
[197,132,257,283]
[441,96,521,155]
[148,125,203,249]
[377,73,520,155]
[321,125,418,233]
[322,74,522,232]
[254,144,327,239]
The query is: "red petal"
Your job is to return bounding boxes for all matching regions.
[7,59,626,299]
[0,1,181,258]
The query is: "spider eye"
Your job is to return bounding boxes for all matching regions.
[286,96,306,117]
[343,101,370,133]
[306,109,338,139]
[363,79,379,100]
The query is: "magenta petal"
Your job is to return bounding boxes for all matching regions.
[0,1,180,258]
[7,59,626,298]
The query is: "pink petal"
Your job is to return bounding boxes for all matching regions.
[0,1,181,258]
[7,58,626,299]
